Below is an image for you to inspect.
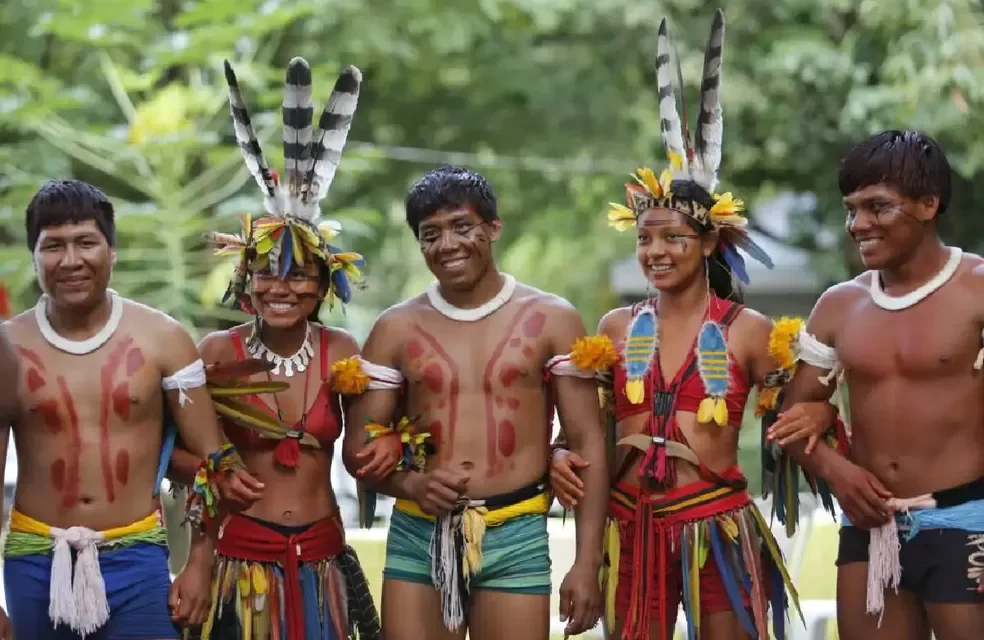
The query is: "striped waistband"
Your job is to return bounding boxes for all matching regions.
[395,490,550,526]
[4,507,165,557]
[609,466,751,524]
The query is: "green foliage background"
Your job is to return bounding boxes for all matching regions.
[3,0,984,341]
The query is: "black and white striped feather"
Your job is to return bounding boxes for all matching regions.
[223,60,279,215]
[282,57,314,201]
[656,19,688,175]
[693,9,725,193]
[296,66,362,220]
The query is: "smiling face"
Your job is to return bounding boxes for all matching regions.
[843,183,939,270]
[635,208,717,293]
[417,205,501,292]
[249,259,326,329]
[33,220,115,309]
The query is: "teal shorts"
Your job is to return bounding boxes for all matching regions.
[383,509,552,595]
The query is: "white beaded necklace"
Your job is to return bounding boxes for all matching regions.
[870,247,962,311]
[246,321,314,377]
[35,289,123,355]
[425,274,517,322]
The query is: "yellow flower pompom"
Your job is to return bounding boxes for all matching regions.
[755,386,780,417]
[570,335,619,371]
[768,316,805,371]
[330,357,370,395]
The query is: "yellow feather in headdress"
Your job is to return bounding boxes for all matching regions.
[667,149,684,171]
[709,192,745,217]
[634,167,664,199]
[607,203,637,231]
[318,220,341,241]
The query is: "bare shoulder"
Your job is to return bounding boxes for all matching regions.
[958,250,984,291]
[315,323,360,359]
[1,309,37,343]
[122,298,189,338]
[197,324,243,363]
[732,306,773,337]
[812,277,867,318]
[598,306,633,340]
[372,297,423,334]
[512,282,576,316]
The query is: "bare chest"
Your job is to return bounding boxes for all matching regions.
[401,306,551,394]
[16,337,161,431]
[838,299,982,379]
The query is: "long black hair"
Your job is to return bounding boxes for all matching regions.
[670,180,744,303]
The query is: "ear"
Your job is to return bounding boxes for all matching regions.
[110,247,118,265]
[701,229,719,258]
[917,195,941,221]
[487,219,503,243]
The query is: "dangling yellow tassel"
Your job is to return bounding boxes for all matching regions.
[602,519,620,632]
[462,507,488,578]
[625,379,645,405]
[697,396,728,425]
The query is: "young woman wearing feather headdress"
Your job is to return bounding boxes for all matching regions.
[166,57,382,639]
[765,131,984,640]
[549,11,840,639]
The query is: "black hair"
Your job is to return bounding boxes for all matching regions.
[405,165,498,237]
[838,130,952,216]
[670,179,743,303]
[25,180,116,250]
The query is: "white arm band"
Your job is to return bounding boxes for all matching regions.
[797,328,839,371]
[161,358,206,407]
[544,354,595,379]
[356,356,405,390]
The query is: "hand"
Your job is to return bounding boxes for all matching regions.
[406,468,470,516]
[169,549,214,627]
[214,467,265,512]
[0,607,12,640]
[827,457,894,530]
[550,449,588,510]
[766,401,837,455]
[558,561,603,637]
[355,435,402,482]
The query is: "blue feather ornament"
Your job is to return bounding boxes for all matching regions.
[695,321,731,425]
[621,305,659,404]
[279,227,294,278]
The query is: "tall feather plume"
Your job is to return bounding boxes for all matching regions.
[282,57,314,200]
[694,9,725,192]
[655,20,688,174]
[337,547,383,639]
[223,60,279,213]
[297,66,362,220]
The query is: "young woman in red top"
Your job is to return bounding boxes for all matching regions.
[550,11,835,640]
[168,56,381,639]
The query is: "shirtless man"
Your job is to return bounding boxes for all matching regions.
[769,131,984,639]
[344,165,607,640]
[0,180,263,640]
[0,327,18,640]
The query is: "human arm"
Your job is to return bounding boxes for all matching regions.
[158,319,263,509]
[0,326,17,634]
[548,303,608,636]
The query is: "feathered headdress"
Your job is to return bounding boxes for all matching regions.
[207,57,366,311]
[606,10,774,283]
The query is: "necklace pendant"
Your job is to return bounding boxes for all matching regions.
[283,358,295,377]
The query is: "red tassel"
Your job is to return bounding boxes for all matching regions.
[274,438,301,468]
[639,444,672,488]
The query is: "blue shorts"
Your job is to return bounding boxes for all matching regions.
[3,542,179,639]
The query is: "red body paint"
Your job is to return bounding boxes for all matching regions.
[26,368,45,392]
[428,420,444,450]
[36,399,62,433]
[17,347,45,371]
[50,458,66,492]
[112,382,131,419]
[498,419,516,457]
[406,339,424,361]
[115,450,130,486]
[125,349,145,375]
[99,337,134,503]
[499,363,522,387]
[422,363,444,393]
[412,325,460,454]
[56,376,81,510]
[506,397,520,410]
[509,338,521,348]
[482,300,538,472]
[522,311,546,338]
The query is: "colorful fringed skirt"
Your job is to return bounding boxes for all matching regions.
[201,514,380,640]
[603,466,801,640]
